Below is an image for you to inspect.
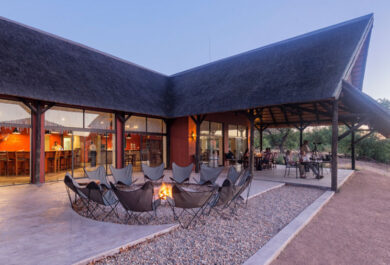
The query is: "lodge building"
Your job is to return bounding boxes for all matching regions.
[0,14,389,190]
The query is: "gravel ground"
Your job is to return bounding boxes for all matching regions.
[79,185,323,265]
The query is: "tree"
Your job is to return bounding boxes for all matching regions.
[377,98,390,111]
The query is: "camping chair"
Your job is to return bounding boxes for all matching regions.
[111,181,160,224]
[170,162,193,184]
[142,163,164,182]
[168,184,217,229]
[110,164,133,185]
[283,156,298,178]
[222,169,253,214]
[196,164,224,185]
[64,173,88,209]
[226,166,240,185]
[77,181,119,221]
[84,166,110,188]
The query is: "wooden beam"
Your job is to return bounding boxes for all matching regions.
[331,100,339,192]
[313,103,320,124]
[246,109,255,175]
[279,106,289,123]
[354,130,374,145]
[338,118,368,141]
[351,130,355,170]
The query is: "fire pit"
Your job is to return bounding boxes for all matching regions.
[158,182,172,200]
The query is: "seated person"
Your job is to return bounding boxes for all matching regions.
[262,148,272,168]
[299,141,323,179]
[285,150,296,166]
[52,141,63,151]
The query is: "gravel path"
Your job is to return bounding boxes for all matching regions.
[87,186,323,265]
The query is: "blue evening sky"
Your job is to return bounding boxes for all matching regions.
[1,1,390,99]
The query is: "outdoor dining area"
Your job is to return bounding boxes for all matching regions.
[64,162,252,229]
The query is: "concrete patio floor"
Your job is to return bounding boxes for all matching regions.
[0,182,176,265]
[253,165,354,189]
[0,170,285,265]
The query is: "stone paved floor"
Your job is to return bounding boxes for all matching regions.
[0,182,175,265]
[254,165,354,189]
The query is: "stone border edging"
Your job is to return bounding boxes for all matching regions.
[244,190,335,265]
[75,224,179,265]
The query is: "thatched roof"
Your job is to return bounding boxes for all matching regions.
[1,13,389,138]
[0,17,169,116]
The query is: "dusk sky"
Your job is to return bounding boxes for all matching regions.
[2,1,390,100]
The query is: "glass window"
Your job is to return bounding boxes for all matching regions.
[126,116,146,132]
[45,107,83,128]
[85,111,114,131]
[200,121,223,167]
[0,99,31,126]
[147,118,163,133]
[228,125,238,138]
[200,121,210,135]
[0,100,31,186]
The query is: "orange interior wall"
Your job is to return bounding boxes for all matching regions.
[48,134,62,150]
[0,128,30,151]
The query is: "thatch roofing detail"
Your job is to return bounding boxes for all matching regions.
[1,13,389,137]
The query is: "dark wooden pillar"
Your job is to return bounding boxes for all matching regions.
[115,113,125,168]
[351,129,355,170]
[331,100,339,191]
[299,128,304,147]
[29,102,49,184]
[249,117,255,175]
[260,127,263,151]
[191,115,206,173]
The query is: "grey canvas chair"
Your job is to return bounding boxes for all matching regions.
[110,164,133,185]
[168,184,217,229]
[171,162,193,184]
[111,181,160,224]
[196,165,224,185]
[226,166,240,184]
[77,181,119,221]
[142,163,164,181]
[84,166,110,188]
[64,173,87,209]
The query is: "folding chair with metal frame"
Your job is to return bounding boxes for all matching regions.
[111,181,161,225]
[78,181,120,221]
[168,184,217,229]
[64,173,88,209]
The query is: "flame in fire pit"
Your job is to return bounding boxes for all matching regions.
[158,183,172,200]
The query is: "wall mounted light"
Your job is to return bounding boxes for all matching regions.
[190,131,195,140]
[126,133,132,139]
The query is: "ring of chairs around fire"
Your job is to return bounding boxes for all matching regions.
[64,163,253,229]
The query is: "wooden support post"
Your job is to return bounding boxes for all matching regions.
[299,128,304,147]
[195,119,201,173]
[247,110,255,175]
[115,113,125,168]
[351,129,356,170]
[260,127,263,152]
[331,100,339,191]
[31,103,45,183]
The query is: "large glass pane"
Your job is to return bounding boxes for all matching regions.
[147,118,163,133]
[142,135,163,167]
[0,99,31,126]
[45,107,83,128]
[200,122,223,167]
[125,133,142,172]
[0,126,31,186]
[126,116,146,132]
[85,110,114,130]
[228,124,248,167]
[200,121,210,135]
[0,100,31,186]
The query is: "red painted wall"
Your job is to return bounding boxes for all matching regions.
[115,115,123,168]
[170,117,192,167]
[169,112,250,168]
